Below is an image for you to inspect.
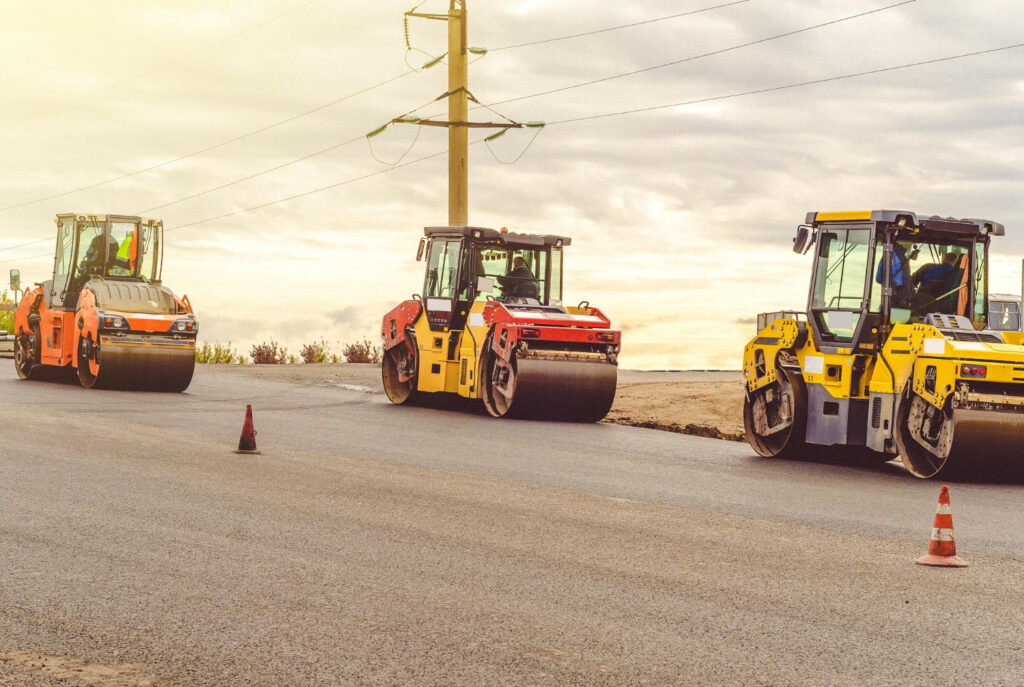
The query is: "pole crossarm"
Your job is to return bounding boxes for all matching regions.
[435,86,479,104]
[405,12,449,21]
[393,119,522,129]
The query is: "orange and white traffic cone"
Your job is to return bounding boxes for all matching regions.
[916,485,967,567]
[234,404,261,455]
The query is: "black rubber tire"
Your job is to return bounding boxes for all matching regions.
[14,327,40,381]
[743,366,809,460]
[381,344,420,405]
[77,335,99,389]
[894,393,960,479]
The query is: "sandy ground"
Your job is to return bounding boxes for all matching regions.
[209,363,746,441]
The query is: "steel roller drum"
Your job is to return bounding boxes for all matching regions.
[507,358,617,422]
[86,338,195,391]
[947,409,1024,474]
[899,406,1024,479]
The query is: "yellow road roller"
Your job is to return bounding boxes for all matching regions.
[743,210,1024,478]
[381,226,620,422]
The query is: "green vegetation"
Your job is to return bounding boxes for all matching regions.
[250,339,289,364]
[342,337,381,364]
[203,337,382,365]
[300,339,341,364]
[195,342,244,364]
[0,291,14,333]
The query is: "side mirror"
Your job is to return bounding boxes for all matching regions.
[416,238,426,262]
[792,225,811,254]
[9,268,19,291]
[476,275,494,293]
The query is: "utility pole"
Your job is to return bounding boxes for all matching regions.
[401,1,521,227]
[447,1,468,226]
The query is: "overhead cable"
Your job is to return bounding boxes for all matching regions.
[140,136,365,214]
[1,0,320,129]
[487,0,917,108]
[164,143,479,233]
[547,42,1024,125]
[162,41,1019,232]
[0,68,417,214]
[489,0,750,52]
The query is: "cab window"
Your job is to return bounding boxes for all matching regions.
[51,217,75,304]
[549,248,563,305]
[473,246,547,304]
[139,225,161,282]
[810,228,873,341]
[424,239,461,299]
[108,222,138,277]
[973,240,987,326]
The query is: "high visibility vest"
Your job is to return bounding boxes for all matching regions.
[116,232,138,270]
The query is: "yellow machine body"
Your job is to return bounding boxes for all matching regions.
[743,210,1024,478]
[381,226,620,422]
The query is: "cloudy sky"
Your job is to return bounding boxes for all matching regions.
[1,0,1021,368]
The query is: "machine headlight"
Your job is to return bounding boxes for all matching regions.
[100,313,129,330]
[171,318,197,334]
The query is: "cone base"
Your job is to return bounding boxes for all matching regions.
[233,449,262,455]
[916,553,968,567]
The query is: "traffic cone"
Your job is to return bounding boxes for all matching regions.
[233,404,261,455]
[916,485,967,567]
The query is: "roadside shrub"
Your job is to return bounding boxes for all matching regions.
[343,337,381,364]
[250,339,289,364]
[195,342,243,364]
[0,291,13,332]
[300,339,341,364]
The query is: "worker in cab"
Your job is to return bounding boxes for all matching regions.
[913,251,958,290]
[499,255,539,299]
[80,234,115,275]
[113,231,137,275]
[875,242,913,308]
[911,252,960,316]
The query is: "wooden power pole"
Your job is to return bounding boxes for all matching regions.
[447,1,468,226]
[402,1,520,227]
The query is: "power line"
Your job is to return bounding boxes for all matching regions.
[0,237,50,253]
[489,0,750,51]
[0,250,51,267]
[6,40,1016,259]
[139,135,364,214]
[0,1,751,216]
[141,92,454,215]
[0,141,451,263]
[547,42,1024,125]
[155,42,1022,234]
[166,143,473,233]
[1,0,320,130]
[0,68,416,214]
[0,37,1016,263]
[486,0,917,108]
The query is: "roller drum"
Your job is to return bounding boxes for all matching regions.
[82,339,195,392]
[897,398,1024,479]
[487,355,617,422]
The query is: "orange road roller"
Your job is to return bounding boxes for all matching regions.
[13,213,197,391]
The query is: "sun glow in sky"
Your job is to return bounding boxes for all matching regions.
[1,0,1022,368]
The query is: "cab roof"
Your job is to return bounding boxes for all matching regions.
[424,225,571,247]
[805,210,1004,236]
[55,213,162,226]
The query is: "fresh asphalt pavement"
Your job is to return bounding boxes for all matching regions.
[1,364,1021,686]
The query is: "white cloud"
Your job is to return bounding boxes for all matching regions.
[0,0,1022,368]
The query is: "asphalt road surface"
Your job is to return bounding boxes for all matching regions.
[1,364,1022,686]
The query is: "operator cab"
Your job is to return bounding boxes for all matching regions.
[418,226,568,332]
[49,214,163,310]
[796,211,1002,353]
